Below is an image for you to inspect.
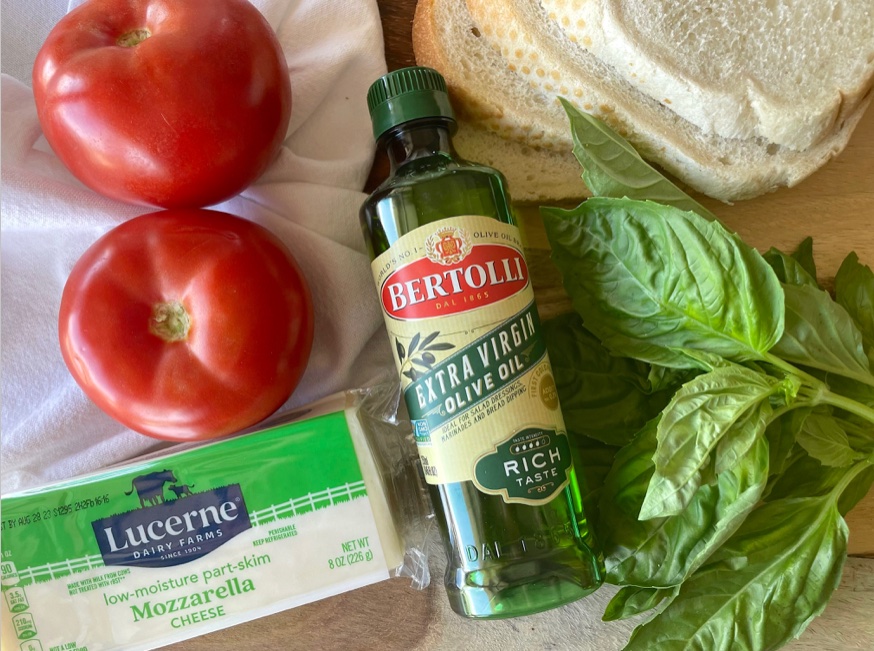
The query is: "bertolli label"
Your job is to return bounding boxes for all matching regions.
[379,223,530,319]
[372,215,572,504]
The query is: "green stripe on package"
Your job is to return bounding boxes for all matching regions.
[0,392,405,651]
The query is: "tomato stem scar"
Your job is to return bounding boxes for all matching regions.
[149,301,190,342]
[117,29,151,48]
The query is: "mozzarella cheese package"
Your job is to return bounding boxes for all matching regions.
[0,391,416,651]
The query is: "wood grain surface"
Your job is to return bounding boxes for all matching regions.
[167,1,874,649]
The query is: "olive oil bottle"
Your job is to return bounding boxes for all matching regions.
[360,67,603,619]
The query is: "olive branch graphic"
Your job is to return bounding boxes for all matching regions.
[396,331,455,381]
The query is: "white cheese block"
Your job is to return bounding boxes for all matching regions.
[0,391,408,651]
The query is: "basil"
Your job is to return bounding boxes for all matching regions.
[543,198,785,369]
[771,283,873,385]
[763,238,820,288]
[624,487,851,651]
[558,98,715,220]
[641,366,776,519]
[835,252,874,367]
[598,420,768,588]
[539,105,874,651]
[543,313,674,446]
[797,413,864,468]
[602,585,677,622]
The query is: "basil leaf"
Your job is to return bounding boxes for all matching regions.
[713,402,773,475]
[797,413,863,467]
[763,246,819,288]
[624,493,848,651]
[791,236,818,282]
[543,198,785,369]
[764,447,874,515]
[569,432,620,530]
[765,408,811,482]
[558,98,716,220]
[835,252,874,365]
[640,366,777,519]
[647,365,699,393]
[544,313,673,446]
[836,415,874,453]
[599,421,768,587]
[771,283,873,386]
[837,464,874,515]
[603,585,677,622]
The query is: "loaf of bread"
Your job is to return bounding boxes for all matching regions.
[413,0,874,203]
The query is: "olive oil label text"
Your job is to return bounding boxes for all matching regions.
[372,215,571,502]
[474,428,573,502]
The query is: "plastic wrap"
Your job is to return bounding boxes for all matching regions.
[0,383,431,651]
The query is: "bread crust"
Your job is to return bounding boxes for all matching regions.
[413,0,570,147]
[414,0,588,202]
[412,0,500,124]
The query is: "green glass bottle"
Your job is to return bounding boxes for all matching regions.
[360,67,603,619]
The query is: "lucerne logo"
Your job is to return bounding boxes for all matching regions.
[92,469,251,568]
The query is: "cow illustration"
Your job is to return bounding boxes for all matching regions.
[168,483,195,499]
[124,470,178,507]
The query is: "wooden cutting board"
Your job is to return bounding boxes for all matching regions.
[168,2,874,649]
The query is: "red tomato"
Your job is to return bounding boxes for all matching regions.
[33,0,291,209]
[59,209,314,441]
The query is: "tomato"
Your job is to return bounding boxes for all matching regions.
[59,209,314,441]
[33,0,291,209]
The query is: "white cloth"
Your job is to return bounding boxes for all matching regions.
[0,0,394,492]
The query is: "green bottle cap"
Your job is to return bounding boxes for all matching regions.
[366,66,456,141]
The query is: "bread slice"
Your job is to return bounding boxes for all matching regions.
[453,120,588,203]
[412,0,570,149]
[541,0,874,151]
[413,0,872,202]
[413,0,588,202]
